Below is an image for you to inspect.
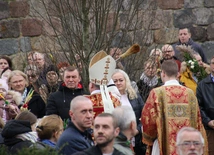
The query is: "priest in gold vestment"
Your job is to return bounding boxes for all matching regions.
[141,60,208,155]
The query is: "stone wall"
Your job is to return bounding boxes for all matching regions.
[0,0,214,68]
[153,0,214,62]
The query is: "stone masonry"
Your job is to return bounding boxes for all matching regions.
[0,0,214,66]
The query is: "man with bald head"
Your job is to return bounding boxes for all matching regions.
[57,96,94,155]
[161,44,181,70]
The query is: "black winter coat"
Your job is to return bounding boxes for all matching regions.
[27,87,46,118]
[46,83,85,121]
[128,93,144,147]
[1,120,45,154]
[73,145,125,155]
[196,75,214,130]
[137,79,160,102]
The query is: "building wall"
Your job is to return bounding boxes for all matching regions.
[0,0,214,64]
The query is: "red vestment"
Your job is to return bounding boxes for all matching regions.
[141,85,208,155]
[85,93,121,117]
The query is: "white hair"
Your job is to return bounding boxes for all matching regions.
[112,106,136,131]
[176,127,204,146]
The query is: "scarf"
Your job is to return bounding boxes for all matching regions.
[16,131,38,143]
[140,73,158,87]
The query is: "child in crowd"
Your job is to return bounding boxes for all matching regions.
[0,79,21,123]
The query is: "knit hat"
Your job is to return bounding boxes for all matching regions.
[15,111,37,125]
[0,79,8,93]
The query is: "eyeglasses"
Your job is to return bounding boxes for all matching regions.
[28,74,37,78]
[178,141,203,149]
[163,50,173,53]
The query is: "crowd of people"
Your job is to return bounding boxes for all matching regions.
[0,27,212,155]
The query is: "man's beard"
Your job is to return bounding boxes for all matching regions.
[178,149,202,155]
[96,136,114,148]
[164,56,173,60]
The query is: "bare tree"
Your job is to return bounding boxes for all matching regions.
[29,0,160,90]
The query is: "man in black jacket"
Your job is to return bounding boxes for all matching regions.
[46,66,85,121]
[173,27,207,63]
[196,56,214,155]
[73,113,124,155]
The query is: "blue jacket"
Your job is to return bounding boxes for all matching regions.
[56,121,94,155]
[41,139,56,148]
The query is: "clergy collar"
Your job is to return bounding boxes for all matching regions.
[164,79,180,86]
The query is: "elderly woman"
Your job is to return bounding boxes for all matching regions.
[7,70,46,118]
[36,114,64,148]
[112,69,145,155]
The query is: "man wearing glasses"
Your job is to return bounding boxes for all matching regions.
[161,44,181,71]
[176,127,204,155]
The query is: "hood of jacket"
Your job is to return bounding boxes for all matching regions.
[2,120,32,138]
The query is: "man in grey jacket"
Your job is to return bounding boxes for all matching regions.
[112,106,138,155]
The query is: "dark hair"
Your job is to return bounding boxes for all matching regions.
[179,27,191,34]
[64,66,78,72]
[143,58,157,70]
[96,113,117,128]
[0,55,13,69]
[63,66,80,77]
[161,60,178,77]
[46,65,58,75]
[15,111,37,125]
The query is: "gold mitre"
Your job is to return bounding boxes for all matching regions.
[89,51,116,86]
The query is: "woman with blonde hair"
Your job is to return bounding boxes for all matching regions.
[36,114,64,148]
[112,69,145,155]
[8,70,46,118]
[149,48,162,59]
